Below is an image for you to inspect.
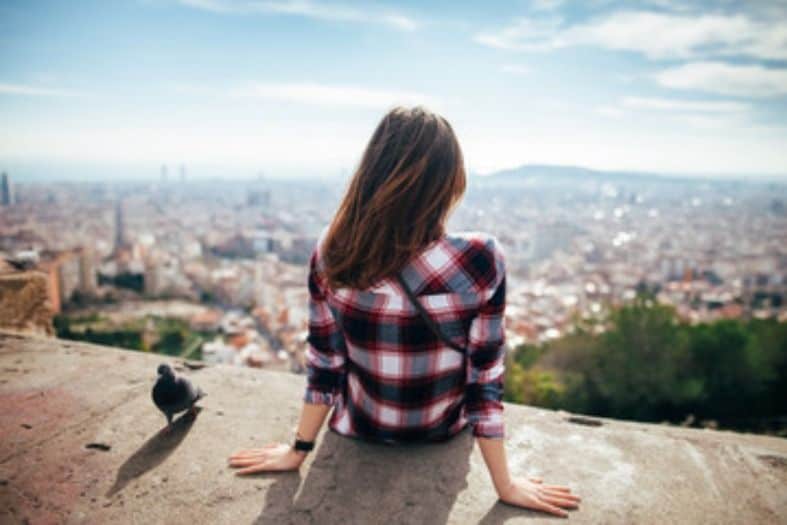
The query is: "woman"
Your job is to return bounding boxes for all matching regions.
[228,106,580,518]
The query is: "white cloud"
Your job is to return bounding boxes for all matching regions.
[178,0,419,31]
[595,105,625,119]
[0,83,82,97]
[475,10,787,60]
[500,64,531,75]
[596,95,750,123]
[530,0,564,12]
[574,12,758,59]
[474,17,562,51]
[230,82,438,108]
[379,13,417,32]
[655,62,787,97]
[670,113,742,130]
[621,96,749,113]
[178,0,236,13]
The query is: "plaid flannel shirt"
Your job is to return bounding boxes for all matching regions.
[303,229,507,443]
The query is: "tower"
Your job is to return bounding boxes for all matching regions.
[1,172,12,206]
[114,200,127,254]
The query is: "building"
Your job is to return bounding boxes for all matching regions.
[144,255,161,296]
[113,200,128,255]
[38,250,81,313]
[78,247,97,295]
[1,172,13,206]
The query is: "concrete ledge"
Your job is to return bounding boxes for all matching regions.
[0,331,786,524]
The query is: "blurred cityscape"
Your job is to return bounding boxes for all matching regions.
[1,166,786,376]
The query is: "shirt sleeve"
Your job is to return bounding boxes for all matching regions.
[465,236,507,439]
[303,245,347,406]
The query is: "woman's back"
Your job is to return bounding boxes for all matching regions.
[304,228,507,444]
[230,106,579,518]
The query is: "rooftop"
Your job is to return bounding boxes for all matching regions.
[1,331,786,524]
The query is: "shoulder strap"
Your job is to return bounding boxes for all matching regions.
[396,273,466,354]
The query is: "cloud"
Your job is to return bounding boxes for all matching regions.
[620,96,749,113]
[230,82,438,108]
[474,17,562,51]
[380,13,417,32]
[0,83,82,97]
[670,113,743,130]
[655,62,787,97]
[178,0,418,31]
[595,105,625,119]
[178,0,236,13]
[474,10,787,61]
[530,0,564,12]
[500,64,531,75]
[596,95,751,123]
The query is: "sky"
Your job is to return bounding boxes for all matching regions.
[1,0,787,180]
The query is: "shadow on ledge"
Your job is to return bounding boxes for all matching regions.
[253,427,474,525]
[106,408,201,497]
[477,500,570,524]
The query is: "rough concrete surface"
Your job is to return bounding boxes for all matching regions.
[0,331,786,525]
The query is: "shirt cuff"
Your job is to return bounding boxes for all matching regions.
[303,387,338,406]
[467,405,505,438]
[470,420,505,439]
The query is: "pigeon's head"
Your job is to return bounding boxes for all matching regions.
[157,363,175,378]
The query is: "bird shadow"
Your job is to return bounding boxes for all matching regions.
[105,407,202,497]
[250,426,474,525]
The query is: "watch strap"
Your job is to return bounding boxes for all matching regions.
[293,438,315,452]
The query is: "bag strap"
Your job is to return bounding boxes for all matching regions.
[396,273,466,354]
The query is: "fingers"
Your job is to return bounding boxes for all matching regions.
[235,460,273,475]
[229,444,283,463]
[232,443,280,453]
[533,498,569,518]
[543,484,573,493]
[540,487,581,501]
[229,457,269,467]
[522,476,573,494]
[540,493,580,509]
[229,451,269,462]
[230,443,279,457]
[230,451,271,461]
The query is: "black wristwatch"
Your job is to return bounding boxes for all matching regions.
[293,433,315,454]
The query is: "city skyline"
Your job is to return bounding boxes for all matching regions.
[1,0,787,179]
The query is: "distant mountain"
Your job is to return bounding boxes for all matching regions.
[478,164,787,188]
[479,164,691,185]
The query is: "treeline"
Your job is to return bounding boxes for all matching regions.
[54,315,203,358]
[503,296,787,435]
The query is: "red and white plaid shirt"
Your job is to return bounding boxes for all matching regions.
[303,228,507,443]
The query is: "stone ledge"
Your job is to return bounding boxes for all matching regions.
[0,331,786,524]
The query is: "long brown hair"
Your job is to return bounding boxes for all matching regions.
[321,105,467,291]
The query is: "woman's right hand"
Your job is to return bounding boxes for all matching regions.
[497,476,581,518]
[228,443,306,475]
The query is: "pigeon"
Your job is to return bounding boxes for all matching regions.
[152,363,206,433]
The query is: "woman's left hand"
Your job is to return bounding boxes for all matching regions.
[228,443,305,474]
